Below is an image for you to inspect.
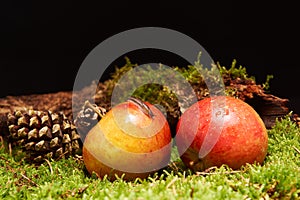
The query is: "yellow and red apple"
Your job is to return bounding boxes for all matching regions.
[83,98,172,181]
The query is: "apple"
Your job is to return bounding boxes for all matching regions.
[83,97,172,181]
[176,96,268,172]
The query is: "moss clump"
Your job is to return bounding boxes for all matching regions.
[93,55,275,136]
[218,59,255,81]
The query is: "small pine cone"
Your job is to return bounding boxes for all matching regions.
[74,101,106,142]
[7,109,82,163]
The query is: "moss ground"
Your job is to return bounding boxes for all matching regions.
[0,116,299,200]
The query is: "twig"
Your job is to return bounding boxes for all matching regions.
[0,155,9,162]
[196,171,241,176]
[9,142,12,156]
[77,185,89,194]
[55,151,70,161]
[20,173,39,187]
[61,185,89,198]
[196,168,242,176]
[166,176,178,189]
[293,146,300,154]
[84,100,106,118]
[44,159,53,175]
[168,161,179,172]
[0,136,4,149]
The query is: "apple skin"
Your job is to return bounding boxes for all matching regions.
[176,96,268,172]
[83,99,172,181]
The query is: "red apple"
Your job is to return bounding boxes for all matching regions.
[176,96,268,172]
[83,98,172,181]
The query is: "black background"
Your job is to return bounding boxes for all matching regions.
[0,1,299,113]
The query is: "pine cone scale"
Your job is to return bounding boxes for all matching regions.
[28,129,38,140]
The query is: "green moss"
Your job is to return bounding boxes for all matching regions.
[1,115,299,199]
[262,74,274,91]
[103,55,274,100]
[218,59,255,81]
[100,55,274,110]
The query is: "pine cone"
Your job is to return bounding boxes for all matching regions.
[7,109,82,163]
[74,101,106,142]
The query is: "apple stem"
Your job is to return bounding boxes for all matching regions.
[83,100,106,118]
[128,97,154,119]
